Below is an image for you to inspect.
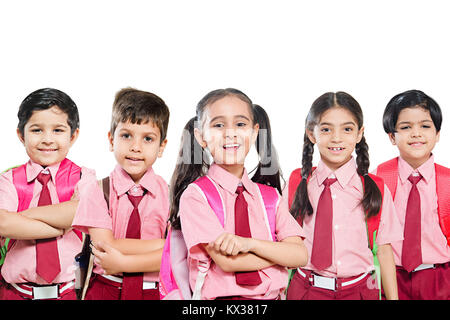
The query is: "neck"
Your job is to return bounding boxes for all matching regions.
[402,154,432,170]
[217,163,245,179]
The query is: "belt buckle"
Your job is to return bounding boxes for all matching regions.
[312,274,336,291]
[413,264,435,272]
[32,284,59,300]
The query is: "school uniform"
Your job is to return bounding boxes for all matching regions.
[72,164,169,300]
[286,158,403,300]
[179,163,304,300]
[375,155,450,300]
[0,159,95,300]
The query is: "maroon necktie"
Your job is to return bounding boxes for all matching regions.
[234,186,262,286]
[311,178,337,270]
[121,193,144,300]
[402,174,423,272]
[35,171,61,283]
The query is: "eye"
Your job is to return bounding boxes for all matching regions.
[399,126,410,130]
[320,127,330,133]
[344,127,353,132]
[422,125,431,129]
[144,136,153,142]
[212,122,224,128]
[54,128,65,133]
[121,133,131,139]
[31,128,42,133]
[236,122,247,127]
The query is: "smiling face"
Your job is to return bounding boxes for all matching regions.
[307,106,364,171]
[109,120,167,183]
[388,106,439,169]
[194,95,259,178]
[17,105,78,167]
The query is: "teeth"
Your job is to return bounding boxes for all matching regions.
[224,144,239,148]
[329,147,343,151]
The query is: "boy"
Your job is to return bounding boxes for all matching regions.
[0,88,95,300]
[375,89,450,300]
[72,88,170,300]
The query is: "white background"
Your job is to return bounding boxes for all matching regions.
[1,0,449,184]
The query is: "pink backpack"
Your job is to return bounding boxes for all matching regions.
[159,176,279,300]
[4,158,82,252]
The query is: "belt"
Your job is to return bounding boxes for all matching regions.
[413,263,435,272]
[100,274,158,290]
[297,268,371,291]
[10,281,75,300]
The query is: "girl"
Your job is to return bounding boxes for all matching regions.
[169,88,307,300]
[286,91,401,300]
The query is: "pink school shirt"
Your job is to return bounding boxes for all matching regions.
[0,159,95,284]
[374,155,450,266]
[72,164,169,282]
[290,158,403,278]
[179,163,304,300]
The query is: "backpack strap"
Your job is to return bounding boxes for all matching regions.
[255,183,278,241]
[376,157,399,198]
[435,164,450,246]
[12,164,34,213]
[193,176,226,227]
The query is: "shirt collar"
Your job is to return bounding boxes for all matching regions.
[207,163,256,197]
[398,154,434,184]
[315,157,360,190]
[26,159,61,184]
[111,164,157,197]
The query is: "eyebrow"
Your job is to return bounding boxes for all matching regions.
[319,121,357,126]
[210,115,251,123]
[397,119,433,125]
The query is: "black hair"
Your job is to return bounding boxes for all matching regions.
[168,89,282,230]
[383,89,442,134]
[18,88,79,136]
[290,91,382,221]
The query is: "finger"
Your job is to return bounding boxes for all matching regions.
[213,233,227,252]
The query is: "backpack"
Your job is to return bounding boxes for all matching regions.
[376,157,450,246]
[0,159,82,278]
[74,176,110,300]
[287,168,384,298]
[159,175,279,300]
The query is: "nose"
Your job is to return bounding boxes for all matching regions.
[41,131,54,144]
[331,130,342,142]
[224,127,237,139]
[130,137,142,152]
[410,125,422,138]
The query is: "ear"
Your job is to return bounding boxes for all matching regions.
[250,123,259,146]
[69,128,80,147]
[194,128,207,148]
[108,131,114,152]
[16,128,25,145]
[356,126,364,144]
[158,139,168,158]
[388,133,396,145]
[306,129,316,144]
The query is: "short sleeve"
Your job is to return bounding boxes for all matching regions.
[72,173,112,234]
[0,170,18,212]
[276,184,304,241]
[375,184,404,245]
[179,184,225,261]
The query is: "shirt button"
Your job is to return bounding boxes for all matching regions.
[334,225,339,230]
[331,194,337,200]
[337,260,342,266]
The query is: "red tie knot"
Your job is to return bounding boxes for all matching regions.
[236,185,245,195]
[408,174,422,185]
[323,178,337,188]
[36,171,51,186]
[127,193,143,209]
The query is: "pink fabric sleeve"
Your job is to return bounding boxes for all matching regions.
[179,184,224,261]
[72,173,112,234]
[276,188,305,241]
[375,184,404,245]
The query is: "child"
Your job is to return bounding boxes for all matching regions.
[286,91,401,300]
[169,88,307,300]
[0,88,95,300]
[374,89,450,300]
[71,88,170,300]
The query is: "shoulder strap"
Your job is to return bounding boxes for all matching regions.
[364,173,385,251]
[193,176,225,227]
[376,157,398,199]
[12,164,34,212]
[101,176,111,210]
[55,158,81,202]
[435,163,450,246]
[255,183,278,241]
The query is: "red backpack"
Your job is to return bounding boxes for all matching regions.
[376,157,450,246]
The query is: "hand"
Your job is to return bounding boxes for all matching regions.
[91,241,126,275]
[207,233,254,256]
